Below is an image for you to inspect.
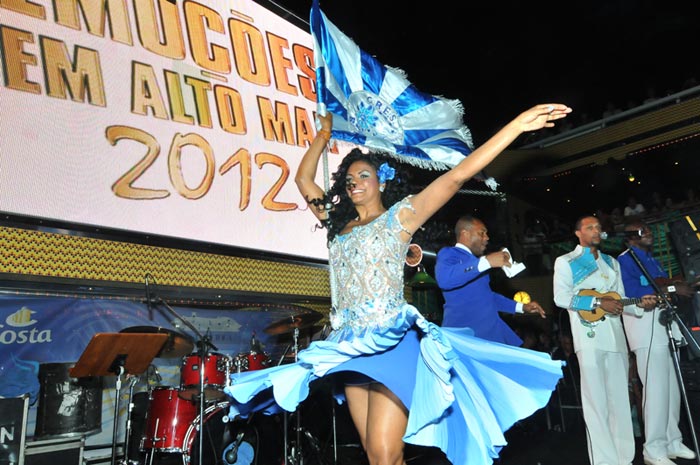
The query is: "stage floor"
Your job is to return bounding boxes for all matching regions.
[128,400,699,465]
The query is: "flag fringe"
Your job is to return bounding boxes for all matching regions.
[386,65,409,81]
[362,148,452,171]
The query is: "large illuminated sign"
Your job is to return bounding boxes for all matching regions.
[0,0,344,261]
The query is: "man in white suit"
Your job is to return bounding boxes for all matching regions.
[618,221,698,465]
[553,215,656,465]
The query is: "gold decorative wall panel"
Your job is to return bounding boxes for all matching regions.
[0,226,330,298]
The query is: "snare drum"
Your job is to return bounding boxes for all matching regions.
[141,387,197,452]
[179,352,231,402]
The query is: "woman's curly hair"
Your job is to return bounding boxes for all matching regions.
[308,148,414,244]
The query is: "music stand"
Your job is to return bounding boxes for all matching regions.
[70,333,167,465]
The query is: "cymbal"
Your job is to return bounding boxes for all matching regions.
[264,312,323,335]
[120,326,194,358]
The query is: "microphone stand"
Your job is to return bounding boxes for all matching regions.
[148,285,214,465]
[627,247,700,465]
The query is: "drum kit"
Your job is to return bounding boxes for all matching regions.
[121,310,325,465]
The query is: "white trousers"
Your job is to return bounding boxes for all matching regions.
[634,345,683,459]
[577,348,636,465]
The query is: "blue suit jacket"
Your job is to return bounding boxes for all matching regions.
[435,246,522,346]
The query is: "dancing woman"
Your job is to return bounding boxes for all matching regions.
[225,104,571,465]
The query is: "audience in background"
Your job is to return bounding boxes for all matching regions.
[550,218,571,240]
[530,76,700,140]
[680,187,699,208]
[551,329,579,384]
[665,196,676,210]
[511,182,699,281]
[610,207,625,232]
[623,195,646,218]
[522,219,550,274]
[595,208,614,234]
[647,191,668,214]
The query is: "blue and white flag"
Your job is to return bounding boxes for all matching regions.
[310,0,473,170]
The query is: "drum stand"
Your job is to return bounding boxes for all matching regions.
[284,327,302,465]
[121,375,140,465]
[282,328,328,465]
[263,311,329,465]
[148,296,214,465]
[194,337,214,465]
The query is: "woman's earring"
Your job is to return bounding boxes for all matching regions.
[379,185,385,192]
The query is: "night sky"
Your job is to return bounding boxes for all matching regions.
[272,0,700,144]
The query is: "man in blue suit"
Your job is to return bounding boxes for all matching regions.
[435,215,545,345]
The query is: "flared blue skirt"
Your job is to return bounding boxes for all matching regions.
[223,305,563,465]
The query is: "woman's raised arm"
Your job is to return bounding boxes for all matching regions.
[404,103,572,232]
[294,113,334,222]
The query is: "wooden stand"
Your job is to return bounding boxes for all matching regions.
[70,333,167,465]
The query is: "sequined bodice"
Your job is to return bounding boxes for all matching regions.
[328,198,413,332]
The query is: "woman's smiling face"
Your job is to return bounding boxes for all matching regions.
[345,160,380,203]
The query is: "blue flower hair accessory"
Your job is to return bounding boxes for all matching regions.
[377,162,396,184]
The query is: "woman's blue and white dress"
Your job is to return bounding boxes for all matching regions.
[223,198,563,465]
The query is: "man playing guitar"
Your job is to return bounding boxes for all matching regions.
[553,215,656,465]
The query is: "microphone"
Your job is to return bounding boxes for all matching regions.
[152,364,162,383]
[250,331,262,353]
[146,364,162,384]
[145,274,154,321]
[224,431,246,464]
[600,231,608,240]
[224,446,238,464]
[658,308,673,326]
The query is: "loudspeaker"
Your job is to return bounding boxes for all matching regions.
[0,396,29,465]
[669,214,700,257]
[681,361,700,392]
[25,437,83,465]
[680,389,700,443]
[676,252,700,283]
[669,214,700,281]
[34,363,102,439]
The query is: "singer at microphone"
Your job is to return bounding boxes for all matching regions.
[617,220,698,462]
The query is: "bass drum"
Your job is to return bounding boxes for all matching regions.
[183,403,284,465]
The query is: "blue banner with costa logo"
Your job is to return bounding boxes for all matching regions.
[0,294,321,447]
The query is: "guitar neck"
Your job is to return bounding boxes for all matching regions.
[576,290,651,323]
[620,297,643,307]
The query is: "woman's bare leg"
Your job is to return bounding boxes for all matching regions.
[345,384,370,449]
[346,383,407,465]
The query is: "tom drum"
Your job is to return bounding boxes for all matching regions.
[179,352,231,402]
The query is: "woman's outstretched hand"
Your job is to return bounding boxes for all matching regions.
[517,104,572,131]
